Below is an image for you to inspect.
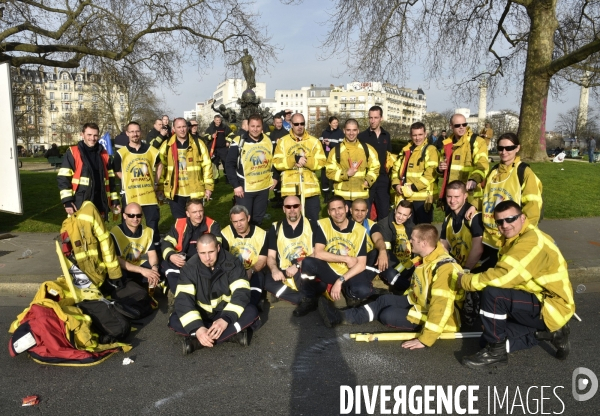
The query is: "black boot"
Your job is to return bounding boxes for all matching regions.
[293,297,318,317]
[182,336,203,355]
[342,287,362,308]
[552,322,570,360]
[226,330,248,347]
[318,297,346,328]
[462,341,508,369]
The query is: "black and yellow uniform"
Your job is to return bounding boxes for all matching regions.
[158,134,213,218]
[461,219,574,352]
[60,201,122,286]
[273,131,326,221]
[113,142,161,250]
[263,217,316,304]
[370,212,415,291]
[390,142,439,224]
[440,203,485,268]
[344,242,464,347]
[160,217,222,293]
[168,249,259,342]
[326,138,380,202]
[221,225,267,271]
[57,141,119,219]
[225,133,274,225]
[302,218,372,302]
[481,157,543,249]
[110,223,155,285]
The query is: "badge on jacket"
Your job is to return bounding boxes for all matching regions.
[455,155,461,160]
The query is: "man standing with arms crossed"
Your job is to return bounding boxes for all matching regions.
[358,106,392,220]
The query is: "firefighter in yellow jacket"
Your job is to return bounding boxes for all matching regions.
[437,114,489,208]
[157,117,214,219]
[273,113,326,221]
[391,122,439,224]
[326,119,380,208]
[60,200,122,287]
[318,223,464,350]
[459,201,574,369]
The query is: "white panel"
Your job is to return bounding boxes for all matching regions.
[0,63,24,214]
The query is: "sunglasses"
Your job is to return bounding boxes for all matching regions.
[497,145,518,152]
[191,124,198,127]
[453,123,468,128]
[124,213,143,218]
[292,122,305,126]
[284,204,301,209]
[495,214,520,226]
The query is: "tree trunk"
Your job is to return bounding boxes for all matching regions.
[517,0,558,162]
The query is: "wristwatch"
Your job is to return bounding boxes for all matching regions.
[338,276,345,283]
[295,263,300,269]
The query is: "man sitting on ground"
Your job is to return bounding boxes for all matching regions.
[459,201,574,368]
[264,196,317,311]
[161,199,222,310]
[169,234,259,354]
[319,224,464,352]
[221,205,267,307]
[110,203,160,289]
[298,196,370,314]
[370,200,415,293]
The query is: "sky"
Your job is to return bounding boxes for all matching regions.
[159,0,586,131]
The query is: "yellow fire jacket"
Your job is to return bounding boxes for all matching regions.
[391,142,439,201]
[326,138,380,201]
[406,243,464,347]
[273,131,326,198]
[60,201,122,285]
[461,219,574,332]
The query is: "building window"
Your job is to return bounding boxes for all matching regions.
[78,103,84,110]
[300,94,303,97]
[93,104,98,111]
[76,75,82,81]
[310,91,315,97]
[26,96,32,104]
[62,73,69,80]
[51,113,56,121]
[39,126,44,133]
[28,115,33,124]
[63,93,70,100]
[321,99,326,104]
[26,105,32,111]
[120,95,125,103]
[334,96,338,100]
[92,85,98,92]
[78,94,83,101]
[92,95,98,102]
[76,83,82,91]
[120,105,125,112]
[280,102,283,105]
[36,87,41,94]
[48,82,55,89]
[321,91,327,97]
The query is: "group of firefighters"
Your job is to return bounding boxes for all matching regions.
[53,105,574,369]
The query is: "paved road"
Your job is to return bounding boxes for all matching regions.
[2,287,599,415]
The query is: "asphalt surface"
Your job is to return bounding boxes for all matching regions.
[1,288,600,415]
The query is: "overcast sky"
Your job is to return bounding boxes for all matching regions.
[159,0,586,130]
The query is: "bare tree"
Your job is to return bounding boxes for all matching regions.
[0,0,276,84]
[319,0,600,161]
[422,111,452,135]
[555,106,598,138]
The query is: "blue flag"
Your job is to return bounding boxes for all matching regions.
[99,132,113,156]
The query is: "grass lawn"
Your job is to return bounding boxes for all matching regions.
[1,161,599,233]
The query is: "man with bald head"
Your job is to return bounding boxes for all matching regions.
[110,202,160,288]
[263,195,319,313]
[437,113,489,209]
[273,113,326,221]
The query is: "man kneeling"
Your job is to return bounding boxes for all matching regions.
[168,234,259,354]
[319,224,464,350]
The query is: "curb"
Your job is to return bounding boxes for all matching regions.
[2,267,599,298]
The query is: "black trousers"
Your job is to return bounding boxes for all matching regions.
[213,147,229,174]
[320,166,331,193]
[368,250,413,294]
[161,258,183,294]
[479,287,547,352]
[369,175,390,221]
[411,200,433,225]
[168,195,190,219]
[301,257,373,301]
[259,269,303,305]
[120,194,161,252]
[295,195,321,222]
[344,294,420,330]
[235,188,269,226]
[168,304,259,342]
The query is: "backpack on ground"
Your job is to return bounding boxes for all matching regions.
[77,298,131,343]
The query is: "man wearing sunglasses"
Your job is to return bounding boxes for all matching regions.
[273,113,326,221]
[459,201,574,369]
[110,203,160,289]
[437,114,489,209]
[264,196,318,314]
